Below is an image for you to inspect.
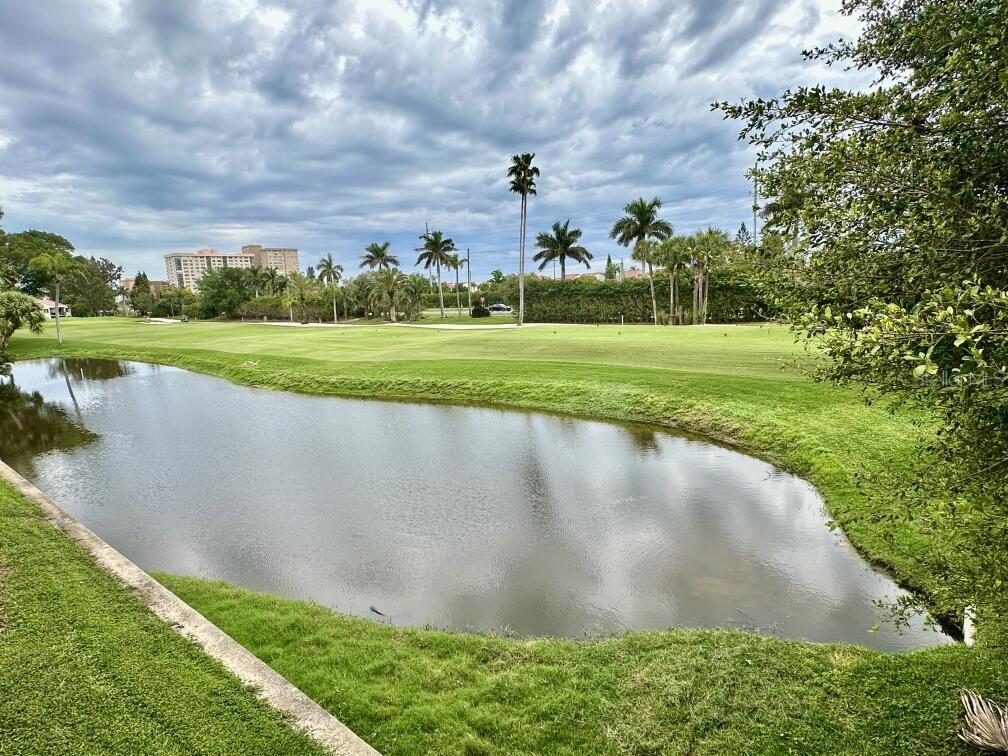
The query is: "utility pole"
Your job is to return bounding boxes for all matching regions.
[752,161,760,244]
[466,248,472,311]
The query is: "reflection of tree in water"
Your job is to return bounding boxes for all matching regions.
[0,381,97,474]
[625,424,661,454]
[45,358,135,382]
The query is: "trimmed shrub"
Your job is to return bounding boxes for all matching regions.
[503,270,773,324]
[470,305,491,318]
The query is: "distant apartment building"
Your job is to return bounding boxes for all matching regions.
[164,249,256,290]
[163,244,298,291]
[242,245,299,276]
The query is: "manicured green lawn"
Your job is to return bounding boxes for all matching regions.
[159,575,1007,755]
[0,480,323,755]
[7,316,1007,754]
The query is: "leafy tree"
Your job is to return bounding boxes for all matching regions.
[152,285,194,317]
[197,267,251,318]
[129,272,153,315]
[416,230,456,318]
[734,223,753,247]
[29,245,76,344]
[0,290,44,354]
[9,230,75,298]
[360,242,399,271]
[604,254,619,281]
[490,269,505,284]
[64,257,118,316]
[718,0,1008,627]
[533,220,592,282]
[610,197,672,325]
[507,152,539,326]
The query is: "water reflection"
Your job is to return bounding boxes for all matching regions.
[3,358,953,651]
[0,380,97,475]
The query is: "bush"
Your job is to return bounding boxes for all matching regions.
[504,270,773,324]
[470,305,491,318]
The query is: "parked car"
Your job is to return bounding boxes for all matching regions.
[488,303,512,313]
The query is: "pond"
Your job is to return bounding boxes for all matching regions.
[1,358,951,650]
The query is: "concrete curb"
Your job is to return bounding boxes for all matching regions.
[0,460,380,756]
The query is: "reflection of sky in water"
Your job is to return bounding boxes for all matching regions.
[5,358,953,650]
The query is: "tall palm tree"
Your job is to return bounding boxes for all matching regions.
[29,250,76,344]
[284,271,317,323]
[317,253,344,323]
[416,229,456,318]
[658,236,693,325]
[446,253,463,316]
[610,197,673,325]
[533,220,592,281]
[507,153,539,326]
[360,242,399,271]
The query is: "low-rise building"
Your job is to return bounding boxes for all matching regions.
[39,298,71,319]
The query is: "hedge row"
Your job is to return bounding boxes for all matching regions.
[503,271,772,324]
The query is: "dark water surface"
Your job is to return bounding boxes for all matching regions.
[1,358,951,650]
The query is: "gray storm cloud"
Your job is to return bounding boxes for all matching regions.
[0,0,857,279]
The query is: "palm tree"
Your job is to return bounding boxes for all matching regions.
[374,268,406,322]
[284,271,316,323]
[691,227,729,324]
[507,153,539,326]
[317,253,344,323]
[263,267,281,295]
[610,197,673,325]
[29,250,76,344]
[533,220,592,282]
[360,242,399,271]
[246,266,267,298]
[416,230,456,318]
[398,274,428,321]
[658,236,692,325]
[0,257,17,290]
[446,253,463,316]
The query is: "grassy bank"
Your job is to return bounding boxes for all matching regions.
[7,317,1006,753]
[0,479,322,754]
[160,575,1007,755]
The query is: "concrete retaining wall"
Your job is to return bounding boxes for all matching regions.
[0,460,379,756]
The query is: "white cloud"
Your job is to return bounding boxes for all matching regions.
[0,0,863,277]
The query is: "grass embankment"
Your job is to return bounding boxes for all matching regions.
[0,480,322,755]
[8,317,1008,754]
[159,575,1006,755]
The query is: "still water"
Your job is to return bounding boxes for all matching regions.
[1,358,951,650]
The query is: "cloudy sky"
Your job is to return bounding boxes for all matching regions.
[0,0,860,281]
